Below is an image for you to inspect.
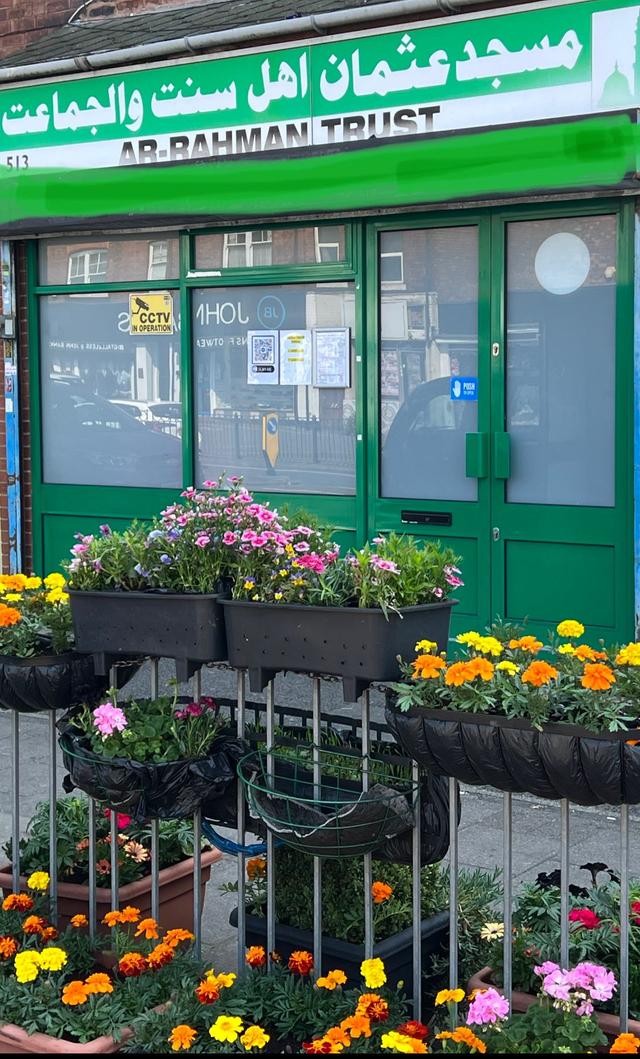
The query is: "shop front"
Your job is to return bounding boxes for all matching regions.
[1,0,638,643]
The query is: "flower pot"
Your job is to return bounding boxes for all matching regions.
[385,705,640,806]
[68,589,227,681]
[59,723,245,821]
[0,1022,133,1054]
[468,966,640,1048]
[230,906,448,992]
[0,850,221,934]
[0,653,111,714]
[222,598,456,702]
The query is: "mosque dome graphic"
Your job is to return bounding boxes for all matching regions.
[596,8,640,107]
[599,61,633,105]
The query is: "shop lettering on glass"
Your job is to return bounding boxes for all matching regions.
[6,0,638,171]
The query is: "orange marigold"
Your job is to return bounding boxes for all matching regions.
[324,1027,350,1048]
[509,636,543,653]
[522,660,558,687]
[119,905,141,923]
[356,994,389,1022]
[168,1025,197,1052]
[0,605,21,628]
[411,654,446,680]
[102,910,124,928]
[340,1015,372,1039]
[2,894,33,912]
[445,661,473,686]
[466,657,495,682]
[147,943,174,969]
[163,928,194,949]
[610,1032,640,1053]
[70,914,88,929]
[41,926,58,942]
[118,951,147,977]
[84,973,113,995]
[582,663,616,691]
[371,881,393,904]
[135,917,159,940]
[62,980,89,1006]
[245,945,267,968]
[246,856,267,880]
[437,1027,487,1053]
[0,936,18,959]
[288,950,314,975]
[574,644,608,662]
[22,915,45,935]
[195,979,220,1004]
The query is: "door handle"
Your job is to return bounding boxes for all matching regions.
[494,431,511,479]
[465,432,488,478]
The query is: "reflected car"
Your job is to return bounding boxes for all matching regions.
[43,378,182,488]
[110,399,153,422]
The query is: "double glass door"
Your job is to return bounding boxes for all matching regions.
[370,205,633,643]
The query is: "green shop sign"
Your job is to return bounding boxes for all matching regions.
[1,0,640,171]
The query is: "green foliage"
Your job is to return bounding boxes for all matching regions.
[0,574,74,657]
[480,998,607,1054]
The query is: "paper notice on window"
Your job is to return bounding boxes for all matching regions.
[279,329,312,386]
[313,328,351,388]
[247,330,279,385]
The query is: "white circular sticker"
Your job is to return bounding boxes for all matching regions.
[534,232,591,295]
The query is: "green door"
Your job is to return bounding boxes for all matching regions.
[369,203,634,644]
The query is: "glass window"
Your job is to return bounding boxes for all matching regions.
[39,233,179,285]
[379,227,479,502]
[194,226,347,270]
[40,292,182,488]
[505,215,617,507]
[193,283,356,494]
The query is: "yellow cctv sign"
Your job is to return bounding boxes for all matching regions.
[129,292,174,335]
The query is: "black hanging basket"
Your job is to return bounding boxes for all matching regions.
[385,704,640,807]
[58,720,247,822]
[237,746,418,858]
[222,598,456,702]
[69,589,227,680]
[0,652,111,714]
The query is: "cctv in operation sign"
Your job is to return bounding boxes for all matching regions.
[129,292,174,335]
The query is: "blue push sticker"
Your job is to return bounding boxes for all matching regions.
[450,377,478,401]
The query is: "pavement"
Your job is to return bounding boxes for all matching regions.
[1,658,638,970]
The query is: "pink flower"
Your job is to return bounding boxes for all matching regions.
[433,587,444,598]
[294,542,310,553]
[370,555,399,574]
[241,529,257,543]
[534,961,560,977]
[575,999,594,1017]
[93,703,127,739]
[71,543,89,555]
[466,988,509,1025]
[195,534,210,548]
[103,809,132,829]
[444,564,464,588]
[223,531,238,545]
[186,703,203,717]
[540,968,573,1002]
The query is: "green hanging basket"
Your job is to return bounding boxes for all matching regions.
[237,744,418,859]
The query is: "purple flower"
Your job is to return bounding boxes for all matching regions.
[99,524,112,536]
[71,543,89,555]
[160,554,172,564]
[134,563,151,578]
[147,529,165,542]
[167,528,182,541]
[93,703,127,739]
[92,559,103,572]
[466,987,509,1026]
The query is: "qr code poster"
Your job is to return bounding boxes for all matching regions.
[247,330,280,385]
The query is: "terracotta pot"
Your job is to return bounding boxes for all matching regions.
[0,1021,133,1054]
[468,966,640,1047]
[0,850,222,933]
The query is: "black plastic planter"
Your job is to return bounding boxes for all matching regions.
[229,906,448,991]
[222,598,456,702]
[0,652,113,714]
[69,589,227,680]
[385,704,640,806]
[59,721,247,821]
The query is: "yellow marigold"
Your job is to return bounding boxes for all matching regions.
[558,643,575,655]
[437,1028,487,1053]
[475,636,504,657]
[411,654,446,680]
[23,576,42,589]
[62,980,89,1006]
[0,574,26,590]
[496,660,519,674]
[435,987,465,1005]
[616,643,640,667]
[360,957,386,989]
[14,950,40,983]
[317,968,348,990]
[415,639,438,653]
[556,619,585,639]
[26,871,49,892]
[84,972,113,994]
[240,1025,270,1050]
[445,661,473,686]
[206,970,236,989]
[522,661,558,687]
[168,1025,197,1052]
[381,1030,428,1053]
[4,593,22,602]
[582,663,616,691]
[46,588,69,605]
[38,946,67,972]
[371,881,393,904]
[509,636,543,653]
[466,657,495,681]
[456,631,482,647]
[44,572,65,589]
[209,1015,244,1044]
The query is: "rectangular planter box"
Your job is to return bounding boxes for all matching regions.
[230,906,448,993]
[0,850,221,934]
[69,589,227,681]
[222,599,455,702]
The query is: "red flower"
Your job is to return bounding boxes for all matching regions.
[632,901,640,926]
[302,1041,332,1054]
[569,908,602,930]
[103,809,132,829]
[397,1021,429,1041]
[288,950,314,976]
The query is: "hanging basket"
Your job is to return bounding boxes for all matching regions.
[385,704,640,806]
[0,652,111,714]
[58,720,247,822]
[237,745,418,858]
[68,589,227,681]
[222,598,456,702]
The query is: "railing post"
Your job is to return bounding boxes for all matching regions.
[49,710,58,925]
[560,799,570,969]
[192,668,203,958]
[503,792,512,1004]
[11,710,19,891]
[266,680,276,965]
[312,677,322,977]
[88,797,97,935]
[361,689,374,960]
[620,803,630,1032]
[448,777,459,1023]
[149,659,160,922]
[412,760,422,1021]
[236,668,247,975]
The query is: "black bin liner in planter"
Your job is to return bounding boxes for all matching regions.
[69,589,227,681]
[238,748,417,858]
[374,771,460,865]
[385,704,640,806]
[59,720,247,821]
[222,598,456,702]
[0,652,119,713]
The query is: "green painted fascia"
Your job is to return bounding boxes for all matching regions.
[2,113,638,230]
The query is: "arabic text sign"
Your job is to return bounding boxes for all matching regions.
[0,0,637,170]
[129,292,174,335]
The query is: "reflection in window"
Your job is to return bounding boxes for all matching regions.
[68,249,108,284]
[195,226,347,270]
[223,231,272,268]
[40,293,182,488]
[147,240,169,280]
[379,227,479,502]
[192,283,356,495]
[315,225,342,263]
